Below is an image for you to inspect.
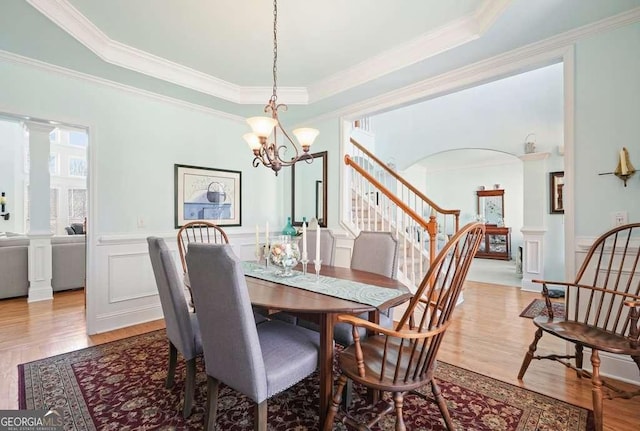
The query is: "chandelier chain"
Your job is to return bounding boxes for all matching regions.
[271,0,278,103]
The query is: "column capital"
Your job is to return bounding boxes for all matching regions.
[24,121,56,135]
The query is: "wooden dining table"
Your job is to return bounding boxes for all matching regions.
[244,265,410,429]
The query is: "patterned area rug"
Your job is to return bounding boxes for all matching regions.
[19,330,593,430]
[519,299,566,319]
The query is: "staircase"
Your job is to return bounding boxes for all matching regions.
[344,137,460,291]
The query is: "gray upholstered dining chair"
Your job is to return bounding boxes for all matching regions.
[299,231,399,344]
[186,243,321,431]
[147,236,202,419]
[334,230,399,346]
[306,228,336,266]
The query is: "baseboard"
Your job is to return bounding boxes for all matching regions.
[91,303,163,335]
[28,285,53,302]
[520,279,542,292]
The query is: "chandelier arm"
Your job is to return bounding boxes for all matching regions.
[276,123,301,160]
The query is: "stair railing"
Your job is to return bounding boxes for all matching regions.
[344,137,460,288]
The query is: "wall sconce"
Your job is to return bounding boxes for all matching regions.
[598,147,636,187]
[0,192,9,220]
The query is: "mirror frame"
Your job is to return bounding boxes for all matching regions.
[476,189,504,225]
[291,151,327,227]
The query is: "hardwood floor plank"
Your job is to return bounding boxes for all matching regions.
[0,283,638,430]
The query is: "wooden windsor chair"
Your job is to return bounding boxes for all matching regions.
[518,223,640,431]
[177,221,229,308]
[323,222,485,431]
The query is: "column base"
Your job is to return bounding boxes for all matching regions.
[28,284,53,302]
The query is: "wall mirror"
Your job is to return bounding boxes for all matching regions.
[476,189,504,225]
[291,151,327,227]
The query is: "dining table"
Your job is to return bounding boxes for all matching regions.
[243,262,411,429]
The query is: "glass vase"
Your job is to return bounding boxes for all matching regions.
[269,235,301,277]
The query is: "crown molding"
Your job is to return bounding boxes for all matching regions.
[25,0,308,105]
[474,0,512,33]
[305,6,640,126]
[0,49,245,124]
[307,1,513,103]
[16,0,640,113]
[26,0,508,105]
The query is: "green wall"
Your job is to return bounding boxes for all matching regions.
[575,22,640,236]
[0,59,280,235]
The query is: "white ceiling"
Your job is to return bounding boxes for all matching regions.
[2,0,640,120]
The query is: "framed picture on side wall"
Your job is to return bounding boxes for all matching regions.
[550,171,564,214]
[174,164,241,228]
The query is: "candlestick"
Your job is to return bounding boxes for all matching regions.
[265,221,269,248]
[302,221,308,261]
[301,258,309,275]
[314,259,322,281]
[315,224,321,263]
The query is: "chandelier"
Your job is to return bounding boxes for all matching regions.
[243,0,319,175]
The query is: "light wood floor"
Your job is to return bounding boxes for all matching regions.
[0,283,638,430]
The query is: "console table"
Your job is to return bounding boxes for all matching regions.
[476,225,511,260]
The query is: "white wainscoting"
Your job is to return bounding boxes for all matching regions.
[88,229,356,335]
[567,236,640,384]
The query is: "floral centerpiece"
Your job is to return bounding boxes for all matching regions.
[270,235,301,276]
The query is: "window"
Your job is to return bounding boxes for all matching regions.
[68,189,87,222]
[69,157,87,177]
[68,131,88,147]
[49,153,58,175]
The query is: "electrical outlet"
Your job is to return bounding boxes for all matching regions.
[611,211,628,227]
[137,216,145,228]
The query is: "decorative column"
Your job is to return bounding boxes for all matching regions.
[519,152,550,292]
[25,121,55,302]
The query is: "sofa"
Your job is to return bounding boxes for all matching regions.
[0,235,86,299]
[51,235,86,291]
[0,236,29,299]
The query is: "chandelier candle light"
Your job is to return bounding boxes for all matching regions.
[243,0,319,175]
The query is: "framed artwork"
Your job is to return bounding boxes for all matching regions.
[550,171,564,214]
[174,164,241,228]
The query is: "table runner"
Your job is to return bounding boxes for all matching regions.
[242,261,405,308]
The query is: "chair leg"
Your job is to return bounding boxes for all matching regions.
[254,400,267,431]
[324,374,348,431]
[431,379,454,431]
[166,341,177,388]
[205,376,219,431]
[575,344,584,378]
[590,349,604,431]
[393,392,406,431]
[183,358,196,418]
[341,379,353,409]
[518,328,543,379]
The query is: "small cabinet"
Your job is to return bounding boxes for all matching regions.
[476,225,511,260]
[475,189,511,260]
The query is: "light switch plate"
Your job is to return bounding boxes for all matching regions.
[611,211,628,227]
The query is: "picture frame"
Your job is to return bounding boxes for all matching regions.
[550,171,564,214]
[174,164,241,228]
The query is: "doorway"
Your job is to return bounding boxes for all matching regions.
[0,114,88,315]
